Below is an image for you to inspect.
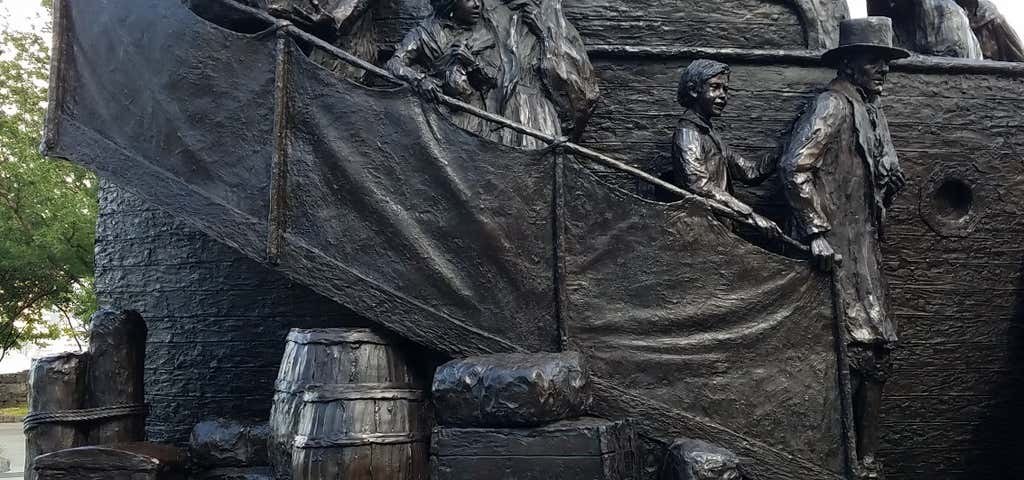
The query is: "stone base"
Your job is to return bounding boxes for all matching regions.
[431,417,640,480]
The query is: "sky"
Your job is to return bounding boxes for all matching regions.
[2,0,1023,40]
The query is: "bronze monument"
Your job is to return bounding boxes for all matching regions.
[28,0,1024,478]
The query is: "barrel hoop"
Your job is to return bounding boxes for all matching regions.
[23,403,148,432]
[286,329,392,345]
[303,386,426,402]
[293,432,427,449]
[275,381,422,395]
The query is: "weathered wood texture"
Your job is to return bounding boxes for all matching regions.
[25,353,88,480]
[268,328,431,480]
[431,417,640,480]
[576,54,1024,479]
[368,0,805,54]
[94,183,371,445]
[33,443,185,480]
[86,309,147,445]
[291,384,430,480]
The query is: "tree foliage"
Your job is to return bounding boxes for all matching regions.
[0,2,95,358]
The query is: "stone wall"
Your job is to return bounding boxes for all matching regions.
[94,183,370,444]
[0,371,28,409]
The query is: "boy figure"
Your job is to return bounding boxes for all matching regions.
[672,60,782,239]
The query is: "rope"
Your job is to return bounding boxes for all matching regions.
[218,0,810,254]
[23,404,148,432]
[253,18,294,40]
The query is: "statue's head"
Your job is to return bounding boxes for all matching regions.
[839,49,892,96]
[676,59,731,118]
[432,0,482,25]
[823,17,910,96]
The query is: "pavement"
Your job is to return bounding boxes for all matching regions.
[0,422,24,476]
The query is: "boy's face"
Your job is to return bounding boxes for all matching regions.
[696,73,729,117]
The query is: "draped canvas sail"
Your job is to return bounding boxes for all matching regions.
[43,0,851,477]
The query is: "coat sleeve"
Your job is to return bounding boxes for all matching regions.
[727,148,776,186]
[781,93,846,237]
[386,26,430,85]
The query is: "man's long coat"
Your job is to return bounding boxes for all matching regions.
[781,78,904,346]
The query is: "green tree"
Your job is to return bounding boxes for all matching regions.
[0,2,95,359]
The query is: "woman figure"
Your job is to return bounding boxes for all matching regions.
[490,0,599,149]
[386,0,499,139]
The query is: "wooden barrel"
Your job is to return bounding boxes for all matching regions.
[268,328,427,480]
[291,384,430,479]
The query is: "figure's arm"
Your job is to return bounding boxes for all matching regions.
[781,95,844,237]
[675,128,785,240]
[728,148,777,186]
[782,94,845,269]
[385,27,441,98]
[674,128,752,217]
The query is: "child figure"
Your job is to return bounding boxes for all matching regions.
[672,59,782,239]
[386,0,498,139]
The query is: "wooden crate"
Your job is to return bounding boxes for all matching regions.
[431,417,640,479]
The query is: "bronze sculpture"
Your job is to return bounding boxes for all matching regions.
[671,59,783,240]
[41,0,1024,477]
[781,16,909,479]
[386,0,499,139]
[958,0,1024,61]
[386,0,598,149]
[868,0,983,58]
[267,0,378,79]
[663,438,742,480]
[486,0,599,148]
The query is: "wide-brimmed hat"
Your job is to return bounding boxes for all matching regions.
[822,17,912,66]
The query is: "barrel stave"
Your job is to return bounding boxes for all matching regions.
[270,328,429,479]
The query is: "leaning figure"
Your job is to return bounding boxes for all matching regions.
[671,59,783,240]
[386,0,499,139]
[868,0,983,58]
[958,0,1024,62]
[780,17,909,479]
[266,0,379,80]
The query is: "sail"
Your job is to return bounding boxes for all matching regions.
[44,0,849,477]
[560,160,844,474]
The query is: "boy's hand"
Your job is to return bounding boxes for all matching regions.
[750,213,784,240]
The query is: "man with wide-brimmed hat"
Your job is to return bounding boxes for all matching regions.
[780,16,910,479]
